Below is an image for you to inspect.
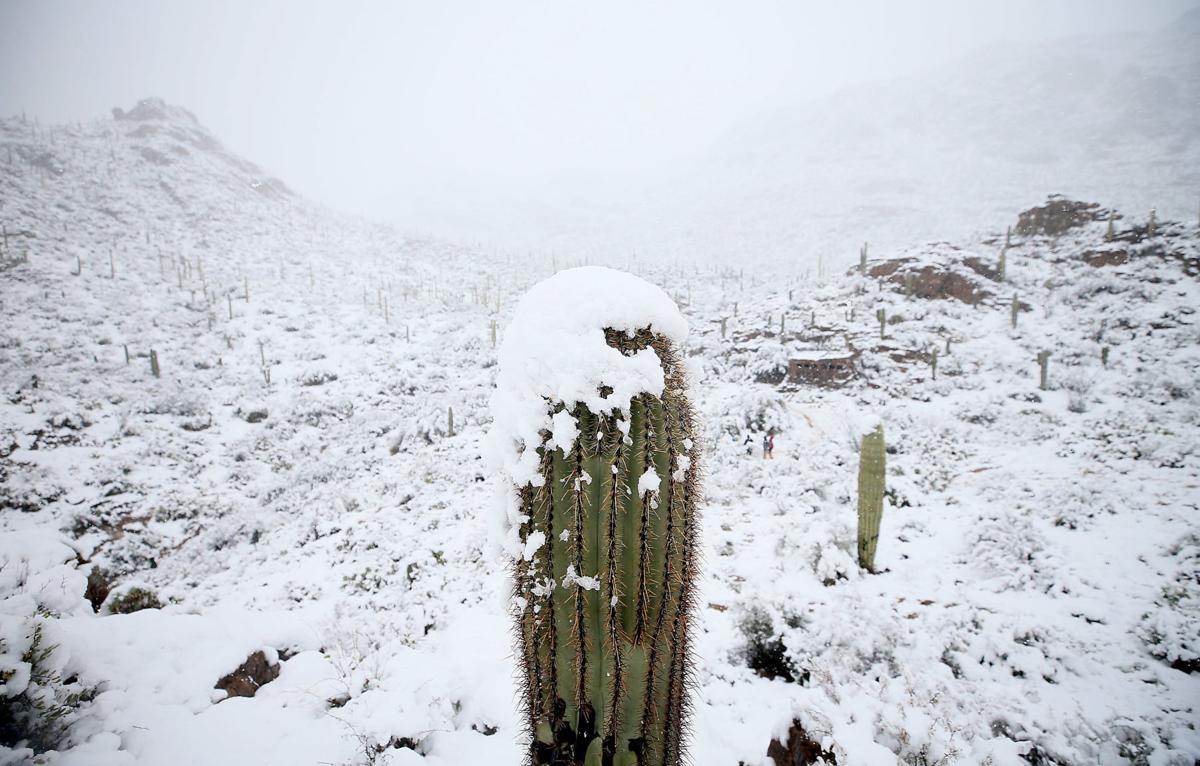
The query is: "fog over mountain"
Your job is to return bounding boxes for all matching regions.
[428,8,1200,265]
[1,1,1196,265]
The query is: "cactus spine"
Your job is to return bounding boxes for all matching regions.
[857,425,886,573]
[513,328,700,766]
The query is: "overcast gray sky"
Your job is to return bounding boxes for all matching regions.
[1,0,1195,227]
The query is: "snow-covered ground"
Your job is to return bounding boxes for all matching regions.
[1,103,1198,765]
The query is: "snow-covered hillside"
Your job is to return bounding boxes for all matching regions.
[1,102,1198,766]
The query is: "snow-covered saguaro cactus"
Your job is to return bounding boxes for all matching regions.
[488,267,701,766]
[857,424,886,573]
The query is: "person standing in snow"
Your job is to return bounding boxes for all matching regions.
[762,433,770,459]
[768,431,775,459]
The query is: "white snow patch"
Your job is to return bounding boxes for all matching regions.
[521,531,546,562]
[638,467,661,497]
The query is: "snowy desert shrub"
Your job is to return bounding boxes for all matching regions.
[0,466,64,513]
[737,605,801,682]
[749,343,790,384]
[813,540,857,586]
[1061,372,1094,413]
[105,586,162,614]
[0,614,96,755]
[967,514,1064,594]
[728,388,788,436]
[1136,534,1200,673]
[298,369,338,387]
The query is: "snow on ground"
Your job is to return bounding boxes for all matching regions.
[1,103,1198,765]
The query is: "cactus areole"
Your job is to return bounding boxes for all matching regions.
[487,267,701,766]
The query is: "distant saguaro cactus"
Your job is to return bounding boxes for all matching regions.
[1101,346,1110,368]
[859,242,868,273]
[494,268,701,766]
[447,406,455,437]
[1105,212,1116,242]
[1010,294,1020,329]
[1037,350,1051,390]
[857,425,886,573]
[149,349,160,378]
[876,308,886,339]
[1148,208,1157,237]
[998,247,1007,281]
[930,349,938,380]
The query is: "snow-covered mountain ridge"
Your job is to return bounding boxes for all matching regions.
[1,102,1198,765]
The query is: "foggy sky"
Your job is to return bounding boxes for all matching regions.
[1,0,1195,232]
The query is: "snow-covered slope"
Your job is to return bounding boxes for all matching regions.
[668,9,1200,266]
[2,103,1199,766]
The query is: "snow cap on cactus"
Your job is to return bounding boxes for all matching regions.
[486,266,688,560]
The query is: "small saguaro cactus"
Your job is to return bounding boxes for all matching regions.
[1010,293,1020,329]
[1148,208,1157,237]
[1101,346,1110,368]
[149,349,160,378]
[930,349,938,380]
[998,247,1007,281]
[490,319,498,348]
[1037,350,1051,390]
[1105,211,1116,242]
[945,336,952,354]
[857,425,886,573]
[447,406,455,436]
[720,317,727,339]
[491,267,701,766]
[1005,225,1012,248]
[859,242,868,273]
[876,308,886,339]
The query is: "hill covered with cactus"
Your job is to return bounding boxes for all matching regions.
[1,102,1198,765]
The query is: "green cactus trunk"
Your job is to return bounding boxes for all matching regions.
[857,425,886,573]
[514,328,700,766]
